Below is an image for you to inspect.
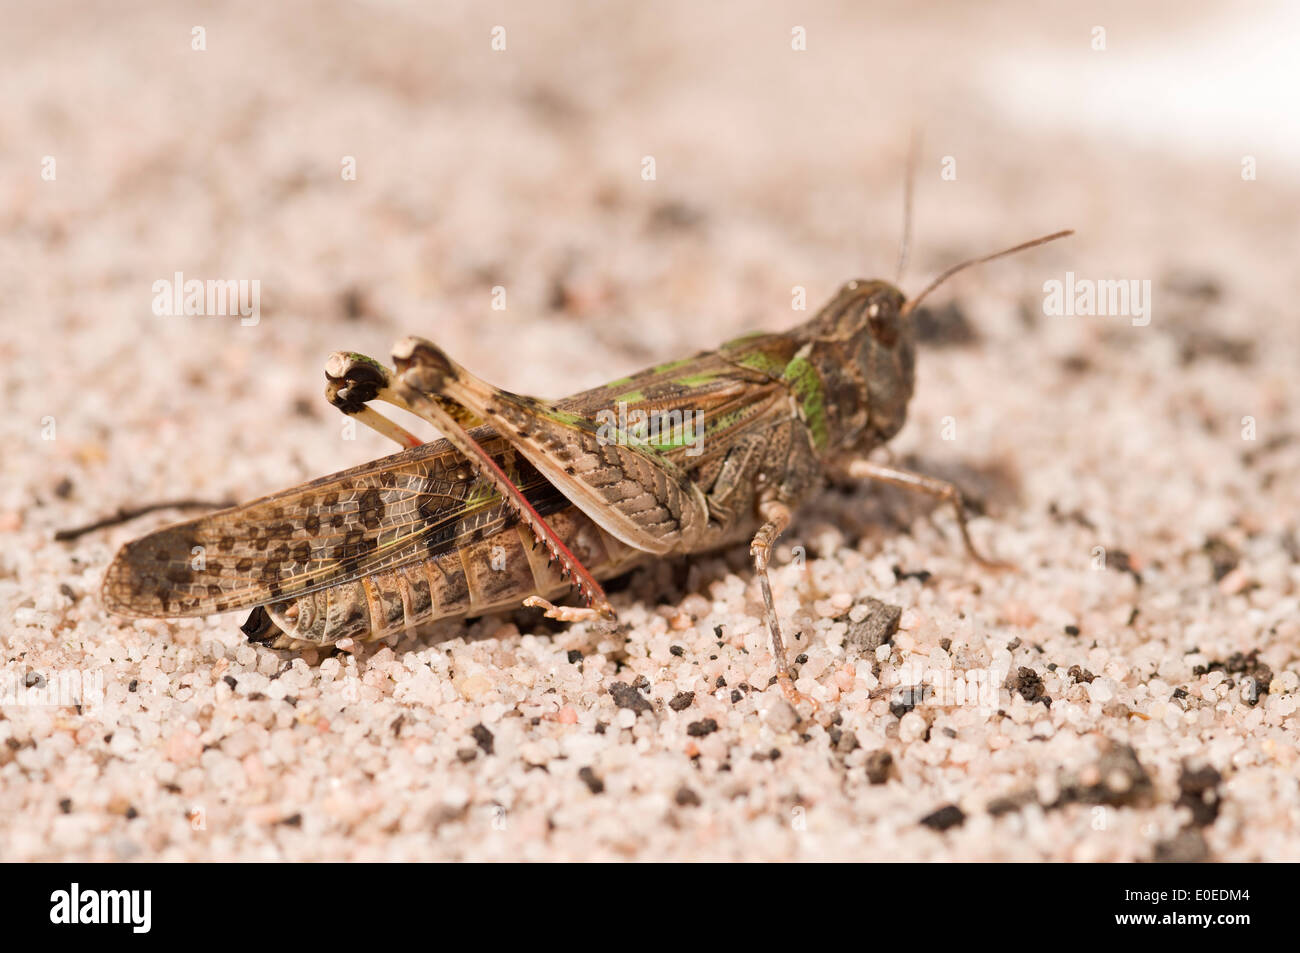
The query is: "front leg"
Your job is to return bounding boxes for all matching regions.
[843,458,1012,569]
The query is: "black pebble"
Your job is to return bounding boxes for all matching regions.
[865,751,893,785]
[920,804,966,831]
[675,787,702,807]
[669,691,695,711]
[1177,763,1223,827]
[609,681,652,714]
[687,718,718,737]
[1006,667,1049,706]
[471,723,495,755]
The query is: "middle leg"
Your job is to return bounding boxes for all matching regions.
[750,492,819,717]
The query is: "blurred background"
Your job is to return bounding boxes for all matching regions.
[4,0,1295,514]
[2,0,1299,864]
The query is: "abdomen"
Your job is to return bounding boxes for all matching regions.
[250,506,647,649]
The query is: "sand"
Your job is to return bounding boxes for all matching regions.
[2,0,1298,861]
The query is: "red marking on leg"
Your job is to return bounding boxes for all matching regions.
[470,447,608,611]
[409,390,610,614]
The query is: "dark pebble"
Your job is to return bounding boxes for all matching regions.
[846,598,902,653]
[865,750,893,785]
[578,766,605,794]
[471,723,495,755]
[608,681,652,714]
[669,691,695,711]
[1177,763,1222,827]
[686,718,718,737]
[920,804,965,831]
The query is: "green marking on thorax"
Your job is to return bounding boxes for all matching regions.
[781,355,829,450]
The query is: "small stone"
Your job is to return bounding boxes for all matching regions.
[686,718,718,737]
[609,681,653,714]
[1058,741,1153,807]
[669,691,695,711]
[920,804,965,831]
[986,790,1037,816]
[898,711,927,743]
[1202,535,1240,582]
[829,727,859,754]
[845,598,902,653]
[865,750,893,784]
[1177,763,1222,827]
[1087,678,1116,703]
[578,766,604,794]
[471,723,495,755]
[765,699,799,733]
[456,674,492,700]
[675,786,702,807]
[1006,667,1048,705]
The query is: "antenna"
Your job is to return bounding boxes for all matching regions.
[895,131,919,283]
[901,229,1074,318]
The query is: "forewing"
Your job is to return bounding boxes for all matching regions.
[454,334,798,553]
[559,331,800,468]
[101,432,565,617]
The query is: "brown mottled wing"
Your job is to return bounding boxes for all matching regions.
[101,430,565,618]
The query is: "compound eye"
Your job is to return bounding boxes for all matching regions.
[866,299,899,348]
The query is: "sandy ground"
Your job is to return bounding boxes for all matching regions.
[3,1,1299,861]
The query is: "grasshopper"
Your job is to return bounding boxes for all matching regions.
[102,228,1070,703]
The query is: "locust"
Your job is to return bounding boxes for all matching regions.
[101,228,1070,703]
